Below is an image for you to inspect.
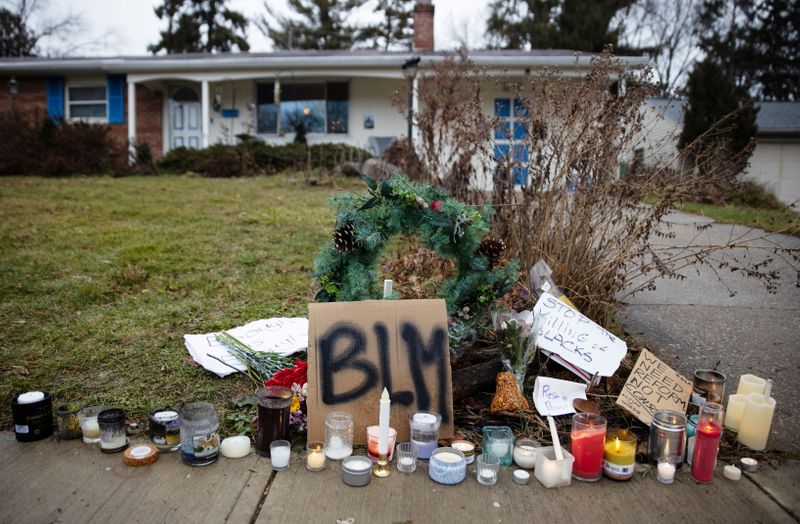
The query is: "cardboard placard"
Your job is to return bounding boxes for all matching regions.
[307,299,454,444]
[533,294,627,377]
[616,348,692,425]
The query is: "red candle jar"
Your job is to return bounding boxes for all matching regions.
[570,412,607,481]
[691,402,723,483]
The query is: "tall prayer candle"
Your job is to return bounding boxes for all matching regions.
[570,413,607,482]
[691,402,723,483]
[378,388,390,457]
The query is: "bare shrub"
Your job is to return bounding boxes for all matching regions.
[396,50,800,325]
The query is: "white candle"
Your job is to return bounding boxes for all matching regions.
[347,457,371,471]
[724,394,747,431]
[435,451,462,462]
[723,465,742,481]
[738,392,776,450]
[101,434,127,449]
[657,462,676,484]
[489,441,509,458]
[737,374,767,395]
[399,456,414,466]
[271,446,290,469]
[83,418,100,438]
[325,436,352,460]
[383,279,393,298]
[378,387,390,457]
[307,450,325,470]
[220,436,250,458]
[17,391,45,404]
[513,445,538,469]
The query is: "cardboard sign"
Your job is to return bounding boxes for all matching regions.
[616,348,692,425]
[532,376,587,416]
[533,294,627,377]
[307,299,454,445]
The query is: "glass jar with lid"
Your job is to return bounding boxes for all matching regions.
[324,411,353,460]
[648,409,687,469]
[180,402,220,466]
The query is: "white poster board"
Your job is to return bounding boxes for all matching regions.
[533,294,627,377]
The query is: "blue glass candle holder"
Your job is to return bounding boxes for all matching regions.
[482,426,514,466]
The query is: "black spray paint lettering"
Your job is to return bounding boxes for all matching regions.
[317,322,446,420]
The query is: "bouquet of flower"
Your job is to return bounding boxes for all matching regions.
[266,360,308,431]
[492,309,540,394]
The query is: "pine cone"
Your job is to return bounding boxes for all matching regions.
[333,223,360,252]
[478,237,507,268]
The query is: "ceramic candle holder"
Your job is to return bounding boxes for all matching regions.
[482,426,515,466]
[428,447,467,485]
[534,446,574,488]
[342,455,373,487]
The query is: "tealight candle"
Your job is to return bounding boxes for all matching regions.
[513,439,540,469]
[740,457,758,473]
[513,469,530,485]
[723,465,741,481]
[306,441,326,471]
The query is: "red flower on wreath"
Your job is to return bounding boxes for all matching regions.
[266,359,307,389]
[431,199,444,212]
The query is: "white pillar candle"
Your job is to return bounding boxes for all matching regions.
[220,436,251,458]
[271,446,290,469]
[17,391,45,404]
[738,393,776,450]
[724,394,747,431]
[378,388,391,457]
[737,374,767,395]
[657,462,676,484]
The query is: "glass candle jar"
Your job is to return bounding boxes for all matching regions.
[149,408,181,452]
[98,408,128,453]
[691,370,726,412]
[255,386,292,457]
[367,426,397,462]
[648,410,687,469]
[396,441,419,473]
[56,402,83,440]
[325,411,354,460]
[482,426,514,466]
[78,405,105,444]
[270,440,291,471]
[306,441,326,471]
[657,456,677,484]
[603,428,636,481]
[476,453,501,486]
[180,402,220,466]
[513,438,540,469]
[691,402,723,483]
[571,413,607,481]
[409,411,442,460]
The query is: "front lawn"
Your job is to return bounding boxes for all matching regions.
[673,201,800,236]
[0,174,362,431]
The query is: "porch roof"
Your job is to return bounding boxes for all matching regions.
[0,49,649,76]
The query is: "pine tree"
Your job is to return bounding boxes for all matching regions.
[0,8,36,57]
[486,0,633,52]
[258,0,366,51]
[355,0,414,50]
[678,59,758,168]
[149,0,250,54]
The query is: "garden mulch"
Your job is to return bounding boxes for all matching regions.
[1,432,797,523]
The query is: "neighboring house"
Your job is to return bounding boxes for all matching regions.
[0,1,648,174]
[640,98,800,208]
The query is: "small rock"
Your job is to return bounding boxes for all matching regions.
[361,158,402,180]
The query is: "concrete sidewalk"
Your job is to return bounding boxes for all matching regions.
[1,433,798,524]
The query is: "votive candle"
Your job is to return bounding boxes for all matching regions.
[306,441,326,471]
[691,402,723,483]
[570,413,607,481]
[603,429,636,481]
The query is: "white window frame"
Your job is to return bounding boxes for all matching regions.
[66,80,108,123]
[254,79,350,137]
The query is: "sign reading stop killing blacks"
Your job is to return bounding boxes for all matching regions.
[306,299,454,445]
[616,348,692,425]
[532,294,627,377]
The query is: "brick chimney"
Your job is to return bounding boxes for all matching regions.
[413,1,435,52]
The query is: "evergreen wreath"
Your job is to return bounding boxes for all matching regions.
[313,174,519,316]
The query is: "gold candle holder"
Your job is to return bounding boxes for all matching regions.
[372,452,391,477]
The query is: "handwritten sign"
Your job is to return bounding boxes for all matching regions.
[307,299,454,445]
[533,294,627,377]
[532,376,587,416]
[616,348,692,425]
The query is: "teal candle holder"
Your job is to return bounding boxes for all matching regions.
[482,426,514,466]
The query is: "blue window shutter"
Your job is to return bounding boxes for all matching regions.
[107,74,125,124]
[46,76,64,122]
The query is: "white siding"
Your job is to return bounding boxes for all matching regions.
[634,104,682,170]
[744,139,800,208]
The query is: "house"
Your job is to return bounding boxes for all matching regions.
[0,1,648,169]
[640,98,800,208]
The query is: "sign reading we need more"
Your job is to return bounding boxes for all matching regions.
[616,348,692,425]
[306,299,454,445]
[532,294,627,377]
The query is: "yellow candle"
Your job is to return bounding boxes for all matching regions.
[736,374,766,395]
[603,429,636,481]
[738,393,775,450]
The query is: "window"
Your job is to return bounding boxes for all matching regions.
[494,97,529,184]
[67,85,107,121]
[257,82,348,135]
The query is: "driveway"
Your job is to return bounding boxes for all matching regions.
[618,210,800,453]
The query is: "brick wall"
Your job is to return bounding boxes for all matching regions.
[0,76,163,159]
[413,2,435,52]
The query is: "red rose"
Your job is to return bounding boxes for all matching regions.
[431,199,443,212]
[266,359,308,389]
